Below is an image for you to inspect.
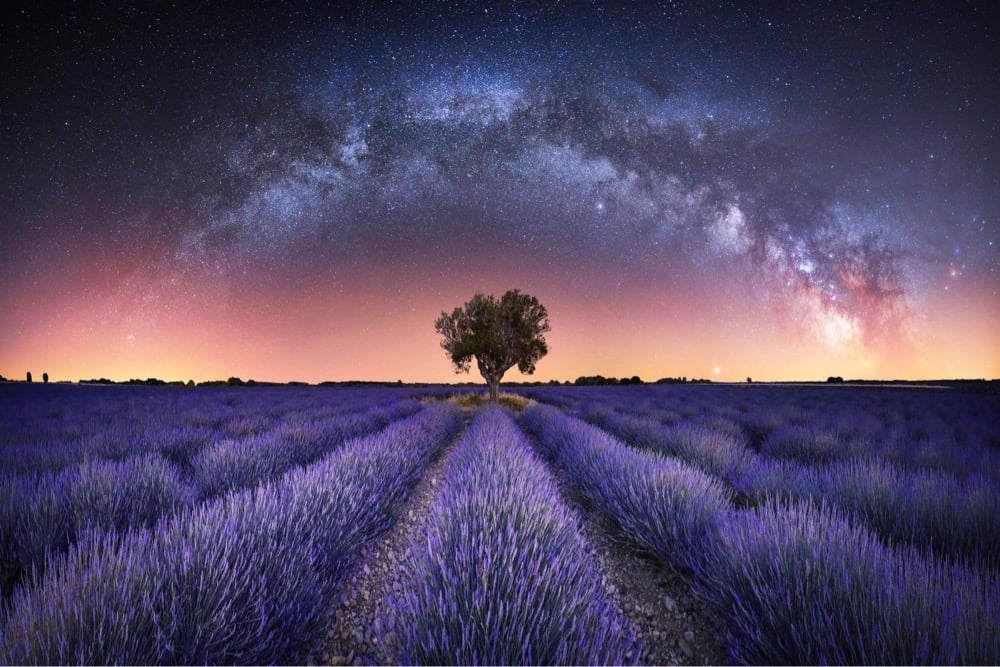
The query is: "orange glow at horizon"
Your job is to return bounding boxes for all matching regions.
[2,261,997,385]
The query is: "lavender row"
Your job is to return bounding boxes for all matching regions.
[188,399,422,498]
[522,405,999,664]
[754,456,999,571]
[0,384,422,476]
[384,406,637,665]
[0,402,463,665]
[696,499,999,664]
[588,411,758,499]
[0,453,193,598]
[518,383,1000,481]
[519,404,732,574]
[589,409,1000,571]
[0,399,421,599]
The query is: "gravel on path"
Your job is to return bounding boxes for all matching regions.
[311,404,730,665]
[523,428,731,666]
[311,410,469,666]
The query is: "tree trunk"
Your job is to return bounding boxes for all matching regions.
[476,357,504,402]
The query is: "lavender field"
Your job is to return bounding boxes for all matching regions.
[1,382,997,665]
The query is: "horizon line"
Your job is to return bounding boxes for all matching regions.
[2,376,997,387]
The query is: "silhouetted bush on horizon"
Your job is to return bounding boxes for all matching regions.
[654,376,714,384]
[574,375,644,386]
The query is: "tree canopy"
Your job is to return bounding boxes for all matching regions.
[435,290,550,401]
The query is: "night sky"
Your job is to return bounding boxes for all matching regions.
[2,2,997,383]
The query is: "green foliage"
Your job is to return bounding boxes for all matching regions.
[435,290,549,401]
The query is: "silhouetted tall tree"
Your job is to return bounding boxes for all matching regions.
[435,290,550,402]
[26,371,32,383]
[43,372,49,383]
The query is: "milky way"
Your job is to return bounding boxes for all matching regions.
[1,3,997,382]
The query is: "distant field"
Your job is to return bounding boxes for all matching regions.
[1,383,997,664]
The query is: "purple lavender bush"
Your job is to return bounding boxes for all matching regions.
[3,453,192,598]
[66,454,194,534]
[80,421,152,462]
[0,438,84,477]
[278,402,462,573]
[760,424,859,465]
[277,399,422,467]
[190,432,294,499]
[526,383,1000,481]
[0,403,462,664]
[23,491,329,665]
[191,400,424,499]
[520,404,731,573]
[591,411,760,500]
[386,406,638,665]
[761,457,1000,571]
[697,499,1000,664]
[0,470,72,596]
[0,385,423,477]
[155,424,215,467]
[1,390,426,601]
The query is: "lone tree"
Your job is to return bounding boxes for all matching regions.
[435,290,550,402]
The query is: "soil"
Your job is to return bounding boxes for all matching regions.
[309,416,466,665]
[310,405,731,665]
[534,446,731,665]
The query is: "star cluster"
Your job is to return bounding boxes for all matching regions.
[1,2,997,382]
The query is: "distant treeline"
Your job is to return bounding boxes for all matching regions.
[573,375,715,386]
[73,377,406,388]
[71,376,710,387]
[2,374,996,393]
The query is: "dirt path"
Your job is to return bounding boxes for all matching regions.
[522,428,730,666]
[310,404,729,665]
[310,414,469,666]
